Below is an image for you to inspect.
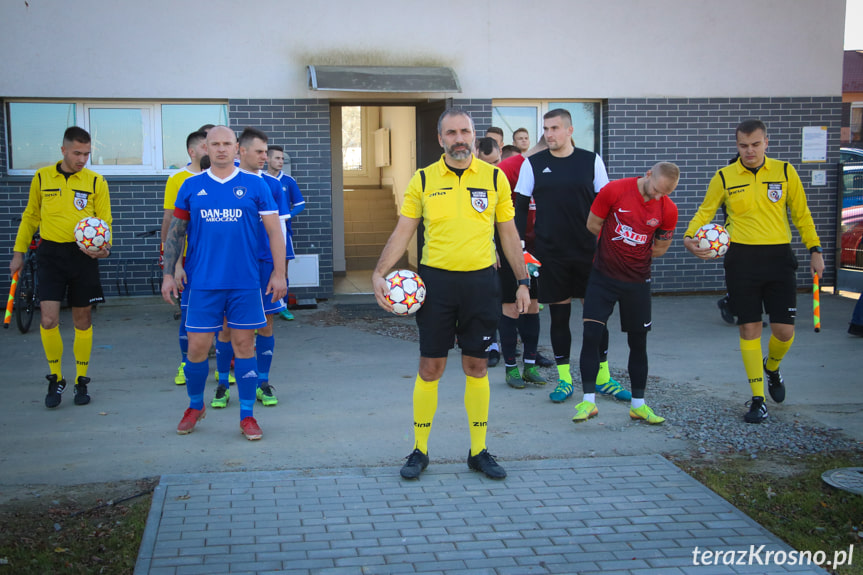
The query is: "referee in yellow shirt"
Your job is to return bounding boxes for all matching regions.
[683,119,824,424]
[9,127,113,408]
[373,108,530,480]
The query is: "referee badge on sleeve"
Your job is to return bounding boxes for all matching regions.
[767,183,783,203]
[74,191,89,210]
[469,189,489,213]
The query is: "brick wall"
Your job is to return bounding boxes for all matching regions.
[454,99,493,136]
[0,99,333,301]
[0,96,843,299]
[229,99,333,298]
[605,97,842,293]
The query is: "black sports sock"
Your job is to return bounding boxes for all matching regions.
[518,312,540,363]
[499,315,519,367]
[599,326,609,363]
[627,331,648,399]
[579,321,604,394]
[549,303,571,365]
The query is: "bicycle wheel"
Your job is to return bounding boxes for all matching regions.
[16,259,36,334]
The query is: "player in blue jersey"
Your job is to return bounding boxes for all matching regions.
[162,126,287,441]
[161,130,209,386]
[211,128,290,409]
[266,145,305,321]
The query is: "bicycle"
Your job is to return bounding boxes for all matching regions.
[135,228,164,295]
[137,227,181,319]
[12,219,41,334]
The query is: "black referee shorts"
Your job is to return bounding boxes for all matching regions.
[724,243,798,326]
[416,265,500,359]
[37,240,105,307]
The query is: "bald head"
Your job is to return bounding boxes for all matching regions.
[206,126,238,170]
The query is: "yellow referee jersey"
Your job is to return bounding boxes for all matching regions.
[684,157,820,249]
[401,155,514,272]
[14,162,112,252]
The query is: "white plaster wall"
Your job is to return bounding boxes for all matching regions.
[0,0,845,99]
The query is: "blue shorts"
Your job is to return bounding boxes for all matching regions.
[179,274,192,308]
[259,260,287,315]
[185,288,267,332]
[285,234,296,260]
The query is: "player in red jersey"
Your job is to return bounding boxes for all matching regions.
[572,162,680,425]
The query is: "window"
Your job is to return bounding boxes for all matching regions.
[161,104,228,169]
[5,101,228,175]
[342,106,364,172]
[492,100,602,153]
[7,102,76,171]
[851,102,863,143]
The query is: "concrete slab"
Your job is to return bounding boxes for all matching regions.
[0,291,859,491]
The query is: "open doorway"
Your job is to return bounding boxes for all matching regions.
[331,102,445,294]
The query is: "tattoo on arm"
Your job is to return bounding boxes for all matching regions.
[162,218,187,276]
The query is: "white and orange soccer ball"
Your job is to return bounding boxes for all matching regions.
[74,217,111,252]
[694,223,730,258]
[385,269,426,316]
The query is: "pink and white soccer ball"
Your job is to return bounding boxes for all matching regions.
[74,217,111,252]
[694,223,730,258]
[384,270,426,315]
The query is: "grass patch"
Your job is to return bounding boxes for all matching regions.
[676,451,863,575]
[0,481,154,575]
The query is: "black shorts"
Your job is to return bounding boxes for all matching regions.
[37,240,105,307]
[416,265,500,358]
[537,255,593,303]
[497,248,538,303]
[582,269,652,333]
[724,243,798,325]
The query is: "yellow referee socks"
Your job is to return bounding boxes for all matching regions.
[465,374,490,457]
[765,334,794,372]
[74,326,93,379]
[40,325,64,379]
[740,337,764,398]
[412,375,438,454]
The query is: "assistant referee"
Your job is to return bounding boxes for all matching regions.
[10,127,112,409]
[684,119,824,424]
[372,108,530,481]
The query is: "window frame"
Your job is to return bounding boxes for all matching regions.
[491,99,603,153]
[850,102,863,143]
[5,99,228,176]
[342,105,375,178]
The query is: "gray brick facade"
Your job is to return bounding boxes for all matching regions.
[229,99,333,298]
[0,99,333,300]
[605,97,842,292]
[0,96,843,299]
[454,98,493,136]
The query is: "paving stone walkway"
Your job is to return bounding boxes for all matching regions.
[135,455,828,575]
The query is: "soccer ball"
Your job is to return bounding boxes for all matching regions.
[74,217,111,252]
[385,270,426,316]
[694,223,730,258]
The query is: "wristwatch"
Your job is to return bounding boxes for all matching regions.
[809,246,823,254]
[517,278,530,287]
